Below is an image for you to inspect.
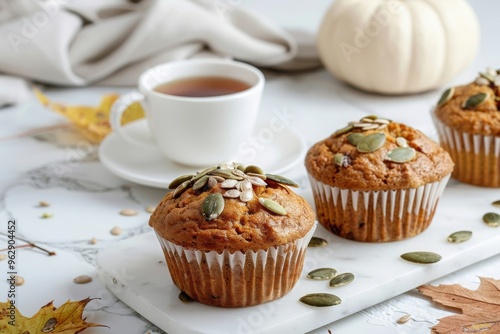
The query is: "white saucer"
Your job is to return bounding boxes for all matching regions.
[98,119,306,188]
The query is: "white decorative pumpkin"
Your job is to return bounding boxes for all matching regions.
[317,0,480,94]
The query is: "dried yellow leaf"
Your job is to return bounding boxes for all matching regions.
[0,298,106,333]
[34,89,144,143]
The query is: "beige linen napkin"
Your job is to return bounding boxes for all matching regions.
[0,0,319,107]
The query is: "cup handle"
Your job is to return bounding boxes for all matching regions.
[110,91,153,148]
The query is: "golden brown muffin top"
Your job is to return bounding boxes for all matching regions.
[305,116,454,191]
[434,69,500,136]
[149,164,315,253]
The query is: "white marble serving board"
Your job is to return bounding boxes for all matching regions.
[96,180,500,334]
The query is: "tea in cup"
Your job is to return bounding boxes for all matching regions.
[110,59,265,166]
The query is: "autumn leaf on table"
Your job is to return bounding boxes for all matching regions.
[0,298,106,334]
[418,277,500,333]
[34,89,144,144]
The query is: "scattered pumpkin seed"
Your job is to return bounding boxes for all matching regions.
[341,154,352,167]
[209,168,242,180]
[234,163,246,171]
[221,179,239,188]
[168,174,194,189]
[360,124,379,130]
[373,118,390,125]
[89,237,97,245]
[119,209,137,216]
[347,133,365,146]
[38,201,50,207]
[487,67,497,77]
[110,226,122,235]
[246,172,266,180]
[248,176,267,186]
[299,293,341,307]
[483,212,500,227]
[211,175,225,182]
[145,206,156,214]
[397,314,411,324]
[241,179,252,191]
[335,116,390,139]
[357,132,386,153]
[334,153,344,167]
[307,268,337,280]
[244,165,264,175]
[224,189,241,198]
[73,275,92,284]
[437,87,455,106]
[308,237,328,247]
[40,213,53,219]
[353,122,369,128]
[265,174,299,187]
[396,137,408,148]
[202,193,224,220]
[15,275,24,286]
[173,180,191,198]
[0,254,6,261]
[179,291,193,303]
[495,76,500,87]
[400,251,442,264]
[447,230,472,243]
[386,147,416,163]
[207,176,218,188]
[491,200,500,208]
[240,190,253,202]
[334,124,354,137]
[192,175,209,190]
[479,72,495,82]
[191,167,217,182]
[475,77,490,86]
[259,197,287,215]
[463,93,488,109]
[329,272,354,287]
[232,169,245,177]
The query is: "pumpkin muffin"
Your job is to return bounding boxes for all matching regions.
[149,163,316,308]
[305,116,453,242]
[433,68,500,187]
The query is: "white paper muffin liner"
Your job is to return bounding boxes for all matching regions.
[308,174,450,242]
[155,224,316,308]
[432,112,500,187]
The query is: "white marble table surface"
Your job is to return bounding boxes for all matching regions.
[1,1,500,333]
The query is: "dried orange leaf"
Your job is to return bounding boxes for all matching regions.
[418,277,500,333]
[34,89,144,143]
[0,297,106,333]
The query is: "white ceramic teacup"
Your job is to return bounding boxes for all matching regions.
[110,59,265,166]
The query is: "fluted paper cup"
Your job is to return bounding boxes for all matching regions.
[155,224,316,308]
[433,113,500,187]
[308,175,450,242]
